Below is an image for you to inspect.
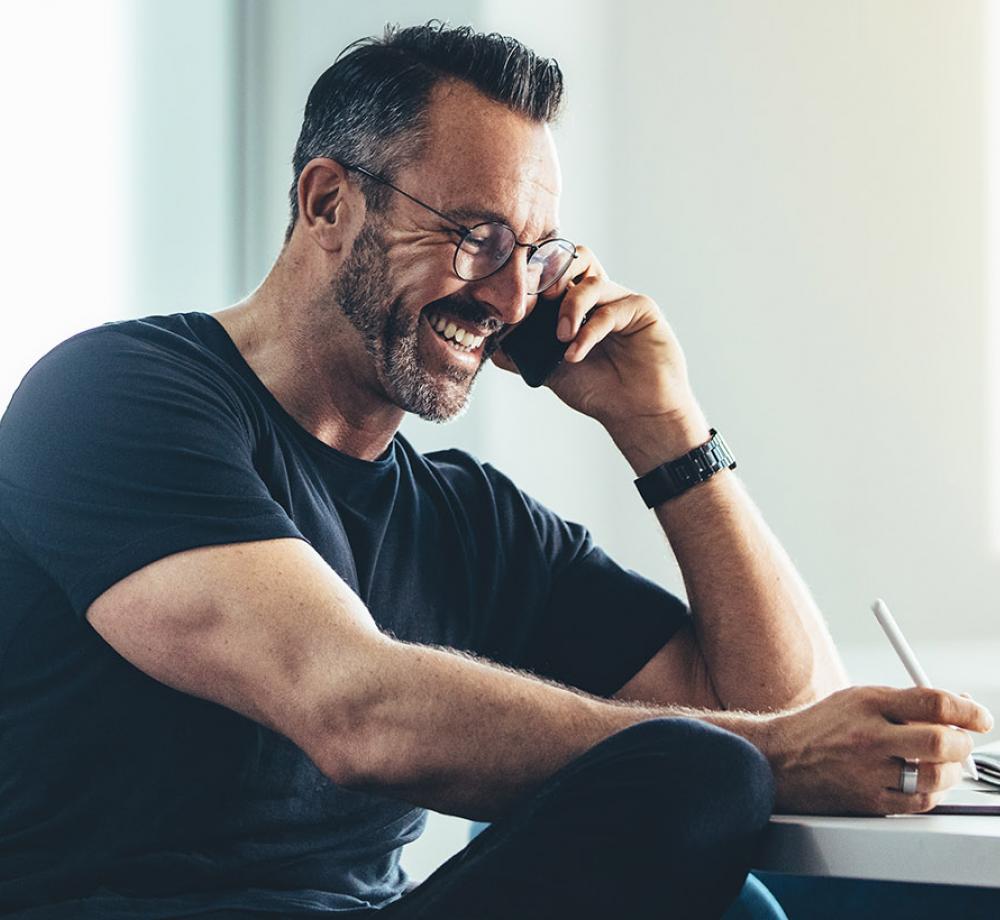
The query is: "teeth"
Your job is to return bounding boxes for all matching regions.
[426,312,486,352]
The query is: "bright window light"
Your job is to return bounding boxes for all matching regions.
[0,2,128,412]
[990,0,1000,552]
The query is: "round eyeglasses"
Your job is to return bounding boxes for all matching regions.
[342,163,578,295]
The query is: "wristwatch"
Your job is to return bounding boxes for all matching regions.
[633,428,737,508]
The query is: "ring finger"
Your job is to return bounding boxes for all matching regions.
[882,757,962,794]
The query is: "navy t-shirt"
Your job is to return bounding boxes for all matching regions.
[0,313,688,917]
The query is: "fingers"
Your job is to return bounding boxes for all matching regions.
[538,243,664,365]
[878,789,940,815]
[556,281,644,362]
[878,686,993,733]
[876,760,962,814]
[562,298,628,363]
[885,722,975,764]
[880,758,962,795]
[544,243,606,303]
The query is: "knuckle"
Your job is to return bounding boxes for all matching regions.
[912,792,936,814]
[632,293,658,314]
[924,727,948,760]
[919,688,950,722]
[850,727,879,751]
[860,685,892,713]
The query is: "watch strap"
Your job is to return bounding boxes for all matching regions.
[634,428,737,508]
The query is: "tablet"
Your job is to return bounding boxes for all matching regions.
[930,779,1000,815]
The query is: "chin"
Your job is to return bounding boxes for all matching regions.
[396,372,476,423]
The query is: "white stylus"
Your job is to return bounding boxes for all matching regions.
[872,598,979,781]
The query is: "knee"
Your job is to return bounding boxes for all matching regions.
[598,718,775,844]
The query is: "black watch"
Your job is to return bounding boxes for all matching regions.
[633,429,737,508]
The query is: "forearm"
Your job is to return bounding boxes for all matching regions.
[310,634,773,821]
[606,409,848,711]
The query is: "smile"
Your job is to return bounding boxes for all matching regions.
[425,311,487,353]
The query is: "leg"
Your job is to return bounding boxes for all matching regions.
[385,718,775,919]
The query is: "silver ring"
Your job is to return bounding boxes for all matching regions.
[899,760,919,795]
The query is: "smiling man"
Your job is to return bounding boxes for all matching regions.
[0,22,992,920]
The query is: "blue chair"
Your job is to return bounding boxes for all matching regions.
[722,874,788,920]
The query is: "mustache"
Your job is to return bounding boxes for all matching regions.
[423,296,505,338]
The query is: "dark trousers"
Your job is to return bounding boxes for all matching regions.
[204,718,774,920]
[382,718,774,919]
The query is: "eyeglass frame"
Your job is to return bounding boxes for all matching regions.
[339,161,578,295]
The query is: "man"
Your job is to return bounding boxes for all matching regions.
[0,21,990,920]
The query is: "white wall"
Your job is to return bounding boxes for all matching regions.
[116,0,999,656]
[474,0,996,655]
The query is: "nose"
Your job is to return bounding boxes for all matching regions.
[469,247,535,327]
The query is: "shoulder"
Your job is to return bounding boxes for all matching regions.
[0,313,258,477]
[23,312,237,385]
[6,313,249,424]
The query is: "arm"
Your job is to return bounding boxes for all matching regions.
[501,249,847,712]
[88,536,988,819]
[612,409,849,711]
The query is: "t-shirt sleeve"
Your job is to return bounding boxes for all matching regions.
[0,327,303,618]
[478,461,690,698]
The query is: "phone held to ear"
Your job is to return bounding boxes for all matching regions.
[499,298,571,388]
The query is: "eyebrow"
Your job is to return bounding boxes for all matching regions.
[445,205,561,243]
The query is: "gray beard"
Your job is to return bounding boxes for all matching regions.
[333,218,490,423]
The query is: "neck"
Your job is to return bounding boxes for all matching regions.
[215,250,405,462]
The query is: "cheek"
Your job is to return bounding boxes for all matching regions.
[389,236,464,294]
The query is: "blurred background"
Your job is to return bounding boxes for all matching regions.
[2,0,998,878]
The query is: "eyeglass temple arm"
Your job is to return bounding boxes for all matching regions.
[341,162,471,234]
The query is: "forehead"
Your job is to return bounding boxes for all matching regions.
[403,80,561,235]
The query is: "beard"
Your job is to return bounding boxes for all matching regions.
[333,217,501,423]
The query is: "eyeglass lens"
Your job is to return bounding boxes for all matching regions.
[455,223,576,294]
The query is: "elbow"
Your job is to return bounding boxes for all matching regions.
[305,708,374,788]
[283,634,400,789]
[768,653,850,711]
[301,638,433,792]
[725,652,842,713]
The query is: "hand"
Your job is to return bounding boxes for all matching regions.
[493,246,698,436]
[761,686,993,815]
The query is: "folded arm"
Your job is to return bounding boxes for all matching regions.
[88,537,987,820]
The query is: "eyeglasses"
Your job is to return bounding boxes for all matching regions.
[343,163,578,295]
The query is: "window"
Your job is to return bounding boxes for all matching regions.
[989,0,1000,551]
[0,2,128,411]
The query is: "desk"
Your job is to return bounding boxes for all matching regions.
[755,813,1000,888]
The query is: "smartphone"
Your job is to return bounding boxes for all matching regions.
[499,297,570,388]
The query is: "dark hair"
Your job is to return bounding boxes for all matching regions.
[284,21,564,243]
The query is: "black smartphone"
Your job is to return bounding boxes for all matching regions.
[499,297,570,388]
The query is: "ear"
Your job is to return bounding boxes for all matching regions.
[297,158,363,254]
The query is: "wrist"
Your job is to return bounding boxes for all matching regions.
[604,404,712,476]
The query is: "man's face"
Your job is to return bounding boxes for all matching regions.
[333,80,562,422]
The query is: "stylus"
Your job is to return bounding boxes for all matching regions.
[872,598,979,781]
